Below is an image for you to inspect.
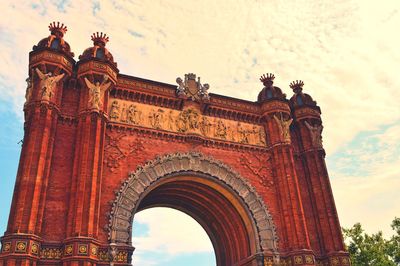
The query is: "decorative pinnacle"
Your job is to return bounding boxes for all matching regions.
[289,80,304,93]
[48,21,67,37]
[260,73,275,87]
[91,32,109,47]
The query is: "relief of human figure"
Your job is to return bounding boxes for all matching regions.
[127,104,140,125]
[199,116,212,136]
[252,125,266,146]
[84,75,112,110]
[35,68,65,101]
[149,109,164,129]
[237,122,250,144]
[258,127,266,145]
[167,110,175,130]
[215,120,227,139]
[109,100,120,120]
[305,121,323,148]
[24,77,32,104]
[273,114,293,143]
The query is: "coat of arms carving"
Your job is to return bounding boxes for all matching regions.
[176,73,210,101]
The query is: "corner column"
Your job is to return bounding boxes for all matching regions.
[0,49,73,265]
[261,99,314,265]
[63,59,118,266]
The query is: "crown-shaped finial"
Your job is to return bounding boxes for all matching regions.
[260,73,275,87]
[289,80,304,93]
[91,32,109,47]
[48,21,67,37]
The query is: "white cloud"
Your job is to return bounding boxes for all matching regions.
[132,208,214,260]
[329,123,400,237]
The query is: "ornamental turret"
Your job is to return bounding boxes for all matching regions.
[76,32,118,114]
[257,73,286,102]
[33,21,74,58]
[79,32,117,68]
[28,22,74,108]
[289,80,322,150]
[257,73,292,145]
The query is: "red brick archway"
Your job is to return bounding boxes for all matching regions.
[109,152,279,265]
[0,23,350,266]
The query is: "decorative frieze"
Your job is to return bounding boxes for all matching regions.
[108,99,267,147]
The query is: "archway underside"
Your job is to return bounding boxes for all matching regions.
[137,176,255,266]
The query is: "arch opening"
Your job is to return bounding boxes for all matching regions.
[132,207,216,266]
[109,152,279,265]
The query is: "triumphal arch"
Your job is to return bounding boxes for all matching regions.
[0,22,350,266]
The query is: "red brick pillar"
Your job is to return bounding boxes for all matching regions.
[257,74,313,265]
[289,81,350,265]
[0,45,73,264]
[63,33,120,265]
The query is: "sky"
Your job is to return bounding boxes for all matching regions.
[0,0,399,265]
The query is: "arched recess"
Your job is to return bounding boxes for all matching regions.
[108,152,279,265]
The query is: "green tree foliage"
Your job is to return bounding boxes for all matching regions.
[342,217,400,266]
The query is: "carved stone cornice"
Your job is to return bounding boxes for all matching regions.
[77,59,118,84]
[293,106,321,121]
[29,49,74,76]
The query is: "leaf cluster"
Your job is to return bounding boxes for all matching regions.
[342,218,400,266]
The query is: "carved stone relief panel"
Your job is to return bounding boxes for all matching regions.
[107,99,266,147]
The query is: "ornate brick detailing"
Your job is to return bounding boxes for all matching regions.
[108,152,278,253]
[15,241,27,253]
[64,244,73,256]
[30,242,39,255]
[1,242,11,253]
[40,247,62,260]
[238,152,273,187]
[77,244,88,255]
[104,133,145,171]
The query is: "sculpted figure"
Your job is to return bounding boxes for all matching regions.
[305,121,323,148]
[120,104,127,122]
[167,110,175,130]
[187,109,199,130]
[215,120,227,139]
[238,122,250,144]
[199,116,212,136]
[109,100,120,120]
[35,68,65,101]
[127,104,139,125]
[149,109,164,129]
[84,75,112,110]
[198,78,210,100]
[258,127,266,145]
[176,112,188,132]
[176,76,187,96]
[25,77,32,104]
[273,114,293,143]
